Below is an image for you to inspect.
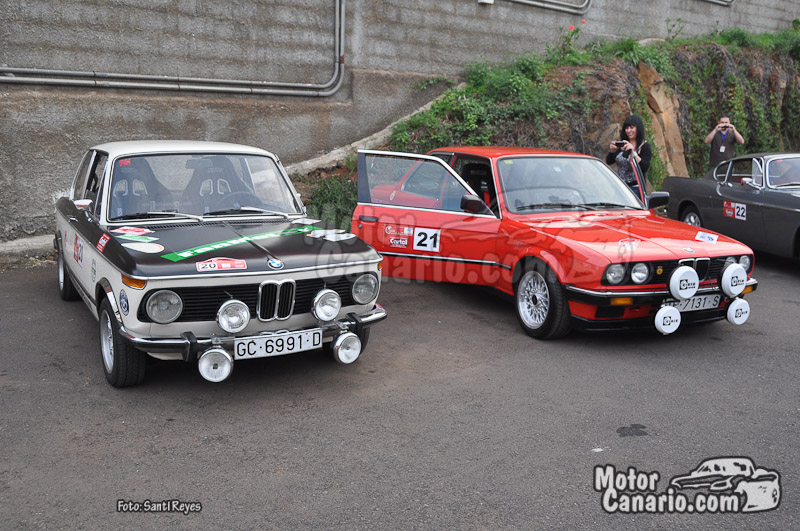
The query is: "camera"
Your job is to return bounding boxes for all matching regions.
[614,141,626,147]
[720,125,729,130]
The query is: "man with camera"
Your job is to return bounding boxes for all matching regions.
[704,114,745,169]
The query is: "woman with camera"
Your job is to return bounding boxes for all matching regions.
[704,114,744,169]
[606,114,652,200]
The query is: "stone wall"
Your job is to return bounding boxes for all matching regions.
[0,0,797,240]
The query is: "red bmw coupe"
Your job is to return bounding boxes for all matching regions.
[352,147,757,339]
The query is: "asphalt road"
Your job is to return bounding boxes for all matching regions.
[1,255,797,530]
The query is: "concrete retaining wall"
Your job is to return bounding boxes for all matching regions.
[1,0,797,240]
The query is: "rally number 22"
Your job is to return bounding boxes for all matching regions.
[413,228,441,252]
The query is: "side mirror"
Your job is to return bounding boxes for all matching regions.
[647,191,669,210]
[74,199,93,211]
[460,193,491,215]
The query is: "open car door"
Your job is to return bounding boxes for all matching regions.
[352,150,503,285]
[629,156,649,205]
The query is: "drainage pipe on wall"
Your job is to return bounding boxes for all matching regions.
[0,0,346,97]
[504,0,591,15]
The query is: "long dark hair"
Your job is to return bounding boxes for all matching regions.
[621,115,645,145]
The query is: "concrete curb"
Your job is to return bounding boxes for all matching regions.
[0,234,55,267]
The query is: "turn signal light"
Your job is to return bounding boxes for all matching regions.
[122,275,147,289]
[610,297,634,306]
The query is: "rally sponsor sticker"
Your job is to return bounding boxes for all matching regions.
[723,201,746,220]
[389,236,409,248]
[308,229,356,241]
[413,227,441,252]
[111,226,153,236]
[122,242,165,254]
[695,231,718,243]
[196,257,247,272]
[96,233,111,253]
[385,225,414,236]
[117,234,158,243]
[73,234,84,266]
[291,217,321,225]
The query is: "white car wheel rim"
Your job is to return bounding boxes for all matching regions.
[683,212,700,226]
[100,311,115,373]
[518,270,550,329]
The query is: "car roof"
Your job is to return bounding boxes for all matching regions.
[431,146,593,159]
[90,140,276,159]
[731,152,800,160]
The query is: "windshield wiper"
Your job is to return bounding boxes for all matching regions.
[204,206,291,219]
[110,211,203,221]
[582,202,639,210]
[516,202,596,211]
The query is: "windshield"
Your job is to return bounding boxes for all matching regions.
[106,153,302,220]
[767,157,800,187]
[497,156,643,213]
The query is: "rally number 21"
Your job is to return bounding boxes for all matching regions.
[413,228,441,252]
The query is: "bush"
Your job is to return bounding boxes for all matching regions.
[306,175,357,231]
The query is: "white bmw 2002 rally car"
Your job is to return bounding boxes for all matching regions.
[55,141,386,386]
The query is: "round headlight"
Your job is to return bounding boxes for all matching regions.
[312,289,341,321]
[217,299,250,333]
[605,264,626,285]
[146,290,183,324]
[631,263,650,284]
[738,255,751,271]
[198,348,234,383]
[352,274,379,305]
[724,256,736,269]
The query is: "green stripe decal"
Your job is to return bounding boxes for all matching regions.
[161,225,323,262]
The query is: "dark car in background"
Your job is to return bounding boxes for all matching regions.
[662,153,800,258]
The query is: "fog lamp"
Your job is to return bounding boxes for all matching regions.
[312,289,341,321]
[198,348,234,382]
[217,300,250,333]
[332,332,362,364]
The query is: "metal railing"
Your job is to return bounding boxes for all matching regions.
[698,0,736,5]
[0,0,346,97]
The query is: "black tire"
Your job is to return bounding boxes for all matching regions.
[98,298,147,387]
[57,244,80,301]
[681,206,702,227]
[514,259,571,339]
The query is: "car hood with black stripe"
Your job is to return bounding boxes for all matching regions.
[94,218,381,277]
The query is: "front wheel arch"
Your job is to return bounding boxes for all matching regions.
[679,202,703,226]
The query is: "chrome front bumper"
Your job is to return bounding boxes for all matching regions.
[119,305,387,361]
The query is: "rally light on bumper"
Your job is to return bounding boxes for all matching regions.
[654,306,681,335]
[198,348,234,382]
[331,332,362,364]
[726,298,750,325]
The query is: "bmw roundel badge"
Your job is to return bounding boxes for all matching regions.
[268,259,284,270]
[119,290,129,315]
